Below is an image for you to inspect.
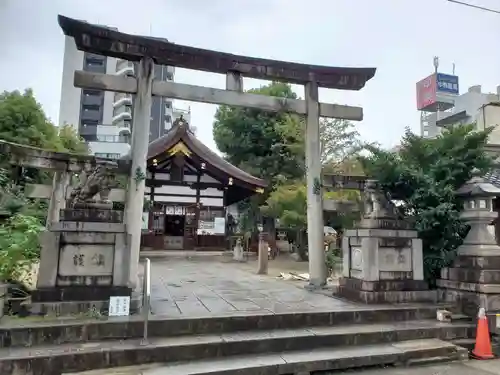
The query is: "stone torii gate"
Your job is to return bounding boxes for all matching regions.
[58,15,376,288]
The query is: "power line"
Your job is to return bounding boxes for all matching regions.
[447,0,500,14]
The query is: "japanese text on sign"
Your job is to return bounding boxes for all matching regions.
[109,296,130,316]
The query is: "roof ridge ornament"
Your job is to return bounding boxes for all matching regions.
[173,115,189,131]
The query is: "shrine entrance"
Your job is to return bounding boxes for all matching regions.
[58,14,375,287]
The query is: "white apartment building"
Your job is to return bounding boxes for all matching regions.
[59,34,192,159]
[431,85,500,136]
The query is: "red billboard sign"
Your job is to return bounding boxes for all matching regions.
[416,74,437,110]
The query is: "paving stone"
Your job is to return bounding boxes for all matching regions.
[149,259,357,318]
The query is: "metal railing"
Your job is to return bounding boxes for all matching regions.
[142,258,151,343]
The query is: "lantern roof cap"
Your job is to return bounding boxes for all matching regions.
[456,169,500,197]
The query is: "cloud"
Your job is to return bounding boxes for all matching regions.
[2,0,500,154]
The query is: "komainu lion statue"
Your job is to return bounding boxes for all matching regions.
[363,179,400,219]
[68,160,118,207]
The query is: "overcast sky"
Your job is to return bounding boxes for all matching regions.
[1,0,500,152]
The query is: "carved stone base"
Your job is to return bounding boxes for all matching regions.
[32,285,132,302]
[335,277,438,304]
[60,209,123,223]
[72,202,113,210]
[26,286,137,316]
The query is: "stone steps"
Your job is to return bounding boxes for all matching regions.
[0,320,473,374]
[67,339,468,375]
[0,305,447,348]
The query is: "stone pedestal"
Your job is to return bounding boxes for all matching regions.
[336,180,436,304]
[438,174,500,316]
[31,208,136,315]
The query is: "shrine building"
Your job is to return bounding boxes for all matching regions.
[140,117,267,251]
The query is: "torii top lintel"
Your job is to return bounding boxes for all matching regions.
[58,15,376,91]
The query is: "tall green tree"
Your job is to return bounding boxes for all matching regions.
[360,125,493,286]
[213,82,306,235]
[213,82,305,187]
[0,89,88,154]
[0,89,64,150]
[213,82,370,237]
[320,118,372,167]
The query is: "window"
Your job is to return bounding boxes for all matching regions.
[83,104,100,111]
[165,101,172,109]
[86,57,104,66]
[165,115,172,123]
[81,120,98,128]
[83,90,100,97]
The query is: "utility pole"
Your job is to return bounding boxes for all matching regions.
[447,0,500,14]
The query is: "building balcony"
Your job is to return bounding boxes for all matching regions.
[88,140,130,158]
[95,134,130,143]
[112,111,132,124]
[113,94,133,108]
[115,66,134,77]
[111,119,132,135]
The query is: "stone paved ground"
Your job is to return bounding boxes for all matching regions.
[148,258,358,317]
[339,360,500,374]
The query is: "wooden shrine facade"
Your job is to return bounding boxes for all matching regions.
[140,118,267,251]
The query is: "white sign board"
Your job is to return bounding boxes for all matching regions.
[109,296,131,317]
[214,217,226,235]
[142,212,149,230]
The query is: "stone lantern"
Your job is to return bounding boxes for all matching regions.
[438,170,500,315]
[455,172,500,256]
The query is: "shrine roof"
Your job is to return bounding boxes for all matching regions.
[147,121,267,189]
[58,15,376,90]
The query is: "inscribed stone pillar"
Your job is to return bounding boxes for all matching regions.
[304,79,327,288]
[124,57,154,290]
[438,173,500,316]
[257,232,269,275]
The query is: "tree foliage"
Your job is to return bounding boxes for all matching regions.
[0,214,44,282]
[360,125,493,286]
[320,118,373,167]
[263,182,360,230]
[213,82,305,187]
[0,89,87,154]
[213,82,368,237]
[58,124,89,155]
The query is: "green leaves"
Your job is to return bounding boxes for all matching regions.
[0,214,44,282]
[0,89,88,154]
[58,124,89,155]
[213,82,305,187]
[361,124,493,286]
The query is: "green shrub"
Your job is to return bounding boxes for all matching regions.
[0,214,44,282]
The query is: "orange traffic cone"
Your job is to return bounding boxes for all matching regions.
[472,307,494,360]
